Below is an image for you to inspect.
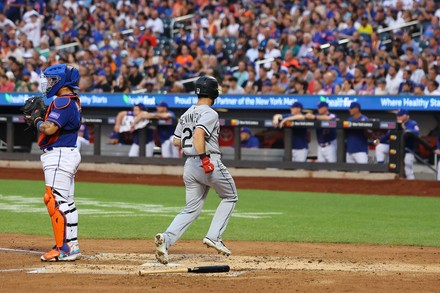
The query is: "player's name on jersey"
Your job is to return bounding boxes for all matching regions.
[342,121,374,128]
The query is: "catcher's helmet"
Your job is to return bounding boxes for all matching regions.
[39,64,80,98]
[195,75,219,99]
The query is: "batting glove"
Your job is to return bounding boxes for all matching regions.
[201,157,214,174]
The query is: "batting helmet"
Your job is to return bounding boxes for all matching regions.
[39,64,80,98]
[195,75,219,99]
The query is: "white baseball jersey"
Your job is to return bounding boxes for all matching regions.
[174,104,221,156]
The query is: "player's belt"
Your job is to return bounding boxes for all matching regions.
[186,153,221,159]
[42,147,76,153]
[319,142,332,147]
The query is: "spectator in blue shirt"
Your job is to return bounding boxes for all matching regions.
[240,127,259,149]
[346,102,369,164]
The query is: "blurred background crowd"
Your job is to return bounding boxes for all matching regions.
[1,0,440,97]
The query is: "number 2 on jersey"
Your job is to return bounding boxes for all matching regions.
[182,127,193,148]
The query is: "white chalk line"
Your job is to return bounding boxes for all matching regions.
[0,267,43,273]
[0,247,45,254]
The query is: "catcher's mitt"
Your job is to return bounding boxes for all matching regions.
[21,96,47,127]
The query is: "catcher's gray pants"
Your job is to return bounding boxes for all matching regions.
[163,154,238,249]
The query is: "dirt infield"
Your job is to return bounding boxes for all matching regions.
[1,167,440,292]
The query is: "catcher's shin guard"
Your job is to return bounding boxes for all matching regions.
[44,186,67,248]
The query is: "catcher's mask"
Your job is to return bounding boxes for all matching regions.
[195,75,219,102]
[39,64,80,98]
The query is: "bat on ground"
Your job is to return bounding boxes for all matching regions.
[139,265,230,276]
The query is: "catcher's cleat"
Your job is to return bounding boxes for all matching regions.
[41,243,81,262]
[154,233,168,265]
[202,237,231,256]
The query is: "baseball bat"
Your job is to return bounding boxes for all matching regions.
[138,265,230,276]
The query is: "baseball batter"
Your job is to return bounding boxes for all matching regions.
[154,75,238,264]
[25,64,82,261]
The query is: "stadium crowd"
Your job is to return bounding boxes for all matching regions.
[0,0,440,96]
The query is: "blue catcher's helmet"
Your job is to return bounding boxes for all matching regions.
[39,64,80,98]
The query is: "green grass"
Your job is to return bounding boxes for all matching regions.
[0,179,439,246]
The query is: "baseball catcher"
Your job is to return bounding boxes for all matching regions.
[26,64,82,262]
[21,96,47,129]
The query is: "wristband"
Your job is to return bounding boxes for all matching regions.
[36,120,43,130]
[199,153,208,160]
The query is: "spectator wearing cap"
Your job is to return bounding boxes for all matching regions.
[305,102,338,163]
[278,68,290,90]
[413,84,425,95]
[346,102,369,164]
[375,109,420,179]
[385,65,403,95]
[13,69,32,92]
[272,102,308,162]
[240,127,260,149]
[92,70,112,93]
[298,60,314,83]
[261,79,273,94]
[21,11,41,47]
[228,76,245,94]
[358,73,376,95]
[375,78,389,95]
[408,59,425,85]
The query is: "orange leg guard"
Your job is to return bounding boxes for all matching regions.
[44,186,66,248]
